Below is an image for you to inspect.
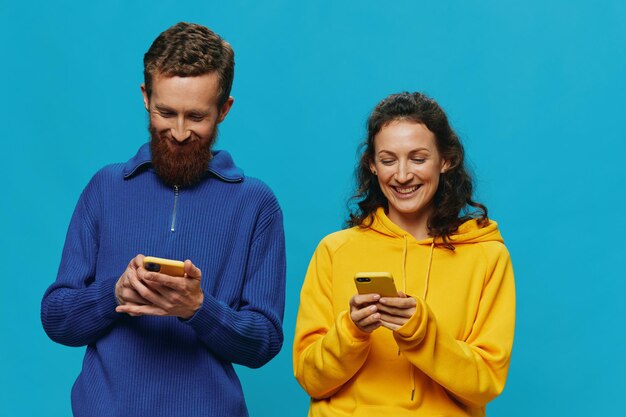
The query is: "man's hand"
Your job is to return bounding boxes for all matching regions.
[376,292,417,331]
[115,258,204,319]
[114,255,153,315]
[349,293,382,333]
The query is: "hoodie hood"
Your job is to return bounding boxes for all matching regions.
[369,207,503,245]
[367,206,504,301]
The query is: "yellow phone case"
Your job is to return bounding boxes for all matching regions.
[354,272,398,297]
[143,256,185,277]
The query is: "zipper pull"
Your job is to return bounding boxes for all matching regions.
[171,185,180,232]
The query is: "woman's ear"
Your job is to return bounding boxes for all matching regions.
[440,159,451,174]
[369,160,377,175]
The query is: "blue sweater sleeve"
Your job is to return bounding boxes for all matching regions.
[184,206,286,368]
[41,176,120,347]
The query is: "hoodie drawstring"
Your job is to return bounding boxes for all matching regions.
[401,236,408,294]
[423,241,435,300]
[404,239,436,401]
[400,237,435,299]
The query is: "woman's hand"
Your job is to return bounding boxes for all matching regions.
[377,292,417,331]
[349,293,382,333]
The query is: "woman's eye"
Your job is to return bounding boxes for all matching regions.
[412,158,426,164]
[380,160,395,165]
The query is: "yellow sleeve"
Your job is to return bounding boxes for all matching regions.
[293,239,371,399]
[393,243,516,407]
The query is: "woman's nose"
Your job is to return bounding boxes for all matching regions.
[394,162,413,182]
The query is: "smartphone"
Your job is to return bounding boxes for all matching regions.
[354,272,398,297]
[143,256,185,277]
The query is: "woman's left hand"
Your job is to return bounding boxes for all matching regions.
[377,292,417,331]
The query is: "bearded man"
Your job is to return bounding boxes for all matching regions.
[41,22,286,417]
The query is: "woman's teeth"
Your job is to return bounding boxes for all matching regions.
[395,185,419,194]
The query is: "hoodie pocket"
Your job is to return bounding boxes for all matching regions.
[352,405,448,417]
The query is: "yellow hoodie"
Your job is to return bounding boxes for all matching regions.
[293,208,515,417]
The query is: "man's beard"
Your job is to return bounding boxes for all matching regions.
[149,123,217,188]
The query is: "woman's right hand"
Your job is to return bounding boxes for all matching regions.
[349,293,382,333]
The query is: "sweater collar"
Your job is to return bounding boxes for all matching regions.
[122,142,244,182]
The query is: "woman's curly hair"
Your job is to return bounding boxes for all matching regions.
[347,92,488,250]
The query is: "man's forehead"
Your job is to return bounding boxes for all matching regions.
[152,71,220,86]
[149,72,221,108]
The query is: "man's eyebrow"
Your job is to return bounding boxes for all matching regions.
[153,104,173,112]
[187,109,210,116]
[152,104,210,116]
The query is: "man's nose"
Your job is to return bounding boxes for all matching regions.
[171,118,191,142]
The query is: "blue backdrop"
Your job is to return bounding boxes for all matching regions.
[2,1,625,416]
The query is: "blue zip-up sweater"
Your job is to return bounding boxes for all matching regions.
[41,143,286,417]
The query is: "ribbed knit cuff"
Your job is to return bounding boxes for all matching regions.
[96,275,124,320]
[180,294,224,338]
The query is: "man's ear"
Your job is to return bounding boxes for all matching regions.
[140,84,150,112]
[217,96,234,123]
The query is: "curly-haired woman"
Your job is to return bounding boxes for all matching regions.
[293,92,515,417]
